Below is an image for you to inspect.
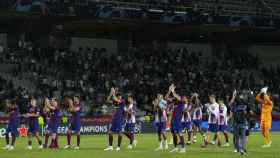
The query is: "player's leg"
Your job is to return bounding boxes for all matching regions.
[104,130,114,151]
[239,125,247,155]
[2,130,10,149]
[169,132,178,152]
[35,132,43,148]
[65,129,72,149]
[262,123,272,147]
[27,132,33,150]
[75,131,81,149]
[10,133,16,150]
[44,130,50,148]
[192,124,197,143]
[155,122,164,150]
[179,131,186,153]
[222,131,230,147]
[116,132,122,151]
[186,129,192,145]
[162,131,168,149]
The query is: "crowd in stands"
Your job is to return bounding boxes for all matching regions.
[0,40,280,117]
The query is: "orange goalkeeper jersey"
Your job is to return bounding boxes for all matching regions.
[256,94,273,126]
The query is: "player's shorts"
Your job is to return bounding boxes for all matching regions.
[218,125,228,132]
[171,121,184,134]
[208,123,218,133]
[182,122,192,130]
[110,119,125,133]
[193,120,202,127]
[46,122,59,133]
[125,123,135,133]
[68,121,81,133]
[155,122,166,133]
[6,123,18,134]
[28,122,39,134]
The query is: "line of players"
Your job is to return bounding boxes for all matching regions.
[152,84,231,153]
[2,84,271,154]
[2,97,82,150]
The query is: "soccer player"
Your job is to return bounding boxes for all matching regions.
[64,96,82,150]
[182,100,192,145]
[168,84,187,153]
[230,92,250,155]
[25,98,43,149]
[217,99,230,147]
[256,87,273,148]
[153,93,168,151]
[44,98,61,149]
[104,88,126,151]
[201,95,220,148]
[191,93,204,143]
[124,95,136,149]
[2,99,19,150]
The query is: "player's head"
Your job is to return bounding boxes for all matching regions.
[66,97,73,107]
[5,99,11,108]
[51,98,59,107]
[209,95,216,103]
[73,96,80,105]
[181,95,188,104]
[30,97,37,107]
[217,99,224,106]
[44,97,50,106]
[127,95,134,103]
[157,93,163,100]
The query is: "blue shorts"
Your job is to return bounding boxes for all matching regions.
[28,123,39,134]
[155,122,166,133]
[219,125,228,132]
[208,124,218,133]
[47,122,59,133]
[182,122,192,130]
[68,122,81,133]
[125,123,135,133]
[171,121,184,134]
[193,120,202,127]
[6,123,18,134]
[110,120,124,133]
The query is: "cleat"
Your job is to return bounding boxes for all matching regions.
[222,143,230,147]
[27,146,32,150]
[133,140,137,147]
[187,141,191,145]
[262,144,271,148]
[179,148,186,153]
[240,150,246,155]
[155,146,163,151]
[38,145,43,149]
[211,141,216,145]
[104,146,113,151]
[8,146,14,151]
[115,147,120,151]
[234,149,238,153]
[170,148,178,153]
[2,145,10,150]
[127,145,133,149]
[74,146,80,150]
[64,145,71,149]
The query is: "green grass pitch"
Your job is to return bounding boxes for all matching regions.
[0,132,279,158]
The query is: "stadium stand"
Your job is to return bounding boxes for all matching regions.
[0,41,279,116]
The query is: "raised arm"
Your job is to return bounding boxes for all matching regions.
[170,84,181,101]
[229,90,237,106]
